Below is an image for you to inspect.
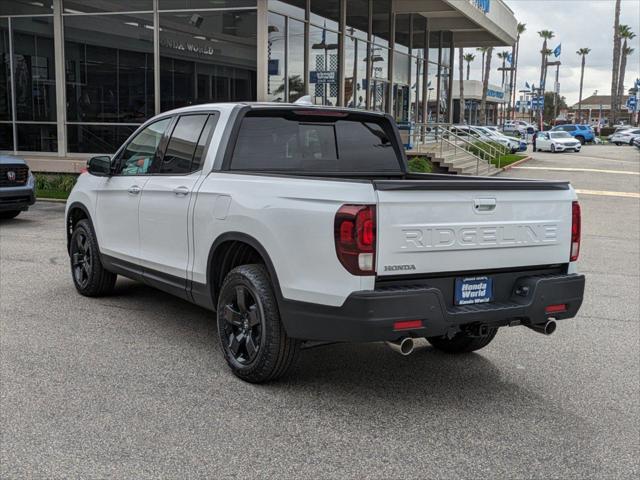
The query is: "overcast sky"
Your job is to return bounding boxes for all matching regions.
[463,0,640,105]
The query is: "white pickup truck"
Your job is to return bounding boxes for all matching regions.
[66,103,585,383]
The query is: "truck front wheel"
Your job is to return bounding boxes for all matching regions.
[427,328,498,354]
[217,264,300,383]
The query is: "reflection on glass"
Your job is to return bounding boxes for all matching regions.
[267,13,285,101]
[345,0,368,40]
[17,124,57,152]
[287,18,305,102]
[393,52,409,85]
[372,0,391,47]
[439,65,450,121]
[0,19,11,122]
[0,123,12,151]
[310,0,340,31]
[159,1,256,9]
[344,36,367,109]
[0,1,53,16]
[410,55,423,123]
[160,10,257,110]
[426,62,436,122]
[67,124,137,153]
[395,14,411,54]
[412,14,426,57]
[63,1,152,13]
[309,25,338,106]
[12,17,56,122]
[268,0,306,21]
[65,14,154,124]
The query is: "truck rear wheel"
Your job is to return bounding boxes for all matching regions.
[217,264,299,383]
[0,210,21,220]
[427,328,498,354]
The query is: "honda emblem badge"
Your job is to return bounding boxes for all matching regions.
[6,171,16,182]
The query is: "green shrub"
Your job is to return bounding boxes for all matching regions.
[466,141,508,161]
[408,156,433,173]
[35,173,78,199]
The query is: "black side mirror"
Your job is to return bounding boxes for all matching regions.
[87,155,112,176]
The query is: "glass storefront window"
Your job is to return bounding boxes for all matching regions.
[287,17,305,102]
[0,123,12,151]
[17,124,57,152]
[65,14,155,124]
[0,1,53,16]
[310,0,339,31]
[429,32,440,65]
[159,1,256,9]
[268,1,305,21]
[267,12,285,101]
[67,124,137,153]
[426,62,437,122]
[63,1,152,14]
[0,18,10,123]
[410,55,422,123]
[344,36,367,109]
[394,14,410,54]
[393,51,409,85]
[12,17,56,122]
[412,14,426,58]
[438,65,450,121]
[159,9,256,110]
[372,0,390,47]
[345,0,368,40]
[308,25,338,106]
[369,45,387,81]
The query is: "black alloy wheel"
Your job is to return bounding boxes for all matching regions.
[220,285,263,365]
[71,229,93,290]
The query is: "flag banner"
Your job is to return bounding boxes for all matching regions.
[553,44,561,57]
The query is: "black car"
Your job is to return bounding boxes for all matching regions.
[0,154,36,219]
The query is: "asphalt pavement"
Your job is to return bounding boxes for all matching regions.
[1,144,639,479]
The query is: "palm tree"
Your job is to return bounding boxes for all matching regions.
[479,47,493,125]
[576,48,591,123]
[458,48,465,123]
[510,23,526,120]
[463,53,475,80]
[476,47,488,81]
[496,51,510,124]
[617,26,636,104]
[610,0,622,123]
[537,30,554,92]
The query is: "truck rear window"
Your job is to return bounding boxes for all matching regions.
[230,110,403,174]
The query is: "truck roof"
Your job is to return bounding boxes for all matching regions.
[160,102,388,117]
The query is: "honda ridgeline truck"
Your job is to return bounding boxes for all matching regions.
[66,103,585,383]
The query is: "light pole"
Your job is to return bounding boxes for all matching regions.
[311,28,338,105]
[547,60,561,124]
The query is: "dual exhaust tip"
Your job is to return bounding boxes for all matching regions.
[386,320,557,356]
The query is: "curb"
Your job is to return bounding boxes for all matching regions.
[36,198,68,204]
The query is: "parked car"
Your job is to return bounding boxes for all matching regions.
[610,128,640,146]
[504,121,537,136]
[472,126,521,153]
[65,103,585,383]
[535,131,582,153]
[550,124,595,144]
[607,125,633,140]
[0,154,36,219]
[633,137,640,151]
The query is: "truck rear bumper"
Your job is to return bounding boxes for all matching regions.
[279,273,585,342]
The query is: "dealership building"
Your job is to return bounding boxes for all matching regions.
[0,0,516,171]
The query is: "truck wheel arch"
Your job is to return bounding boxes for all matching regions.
[206,232,284,308]
[66,202,93,253]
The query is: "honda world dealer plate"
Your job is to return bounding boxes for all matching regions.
[454,276,493,305]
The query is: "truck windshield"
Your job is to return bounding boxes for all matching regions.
[230,110,403,174]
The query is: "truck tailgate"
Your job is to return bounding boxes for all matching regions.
[374,178,575,276]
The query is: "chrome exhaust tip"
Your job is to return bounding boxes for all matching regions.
[386,337,415,356]
[527,320,557,336]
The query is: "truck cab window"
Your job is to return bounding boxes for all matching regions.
[117,118,171,176]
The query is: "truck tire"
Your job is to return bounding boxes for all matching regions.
[427,328,498,354]
[0,210,21,220]
[69,219,117,297]
[217,264,300,383]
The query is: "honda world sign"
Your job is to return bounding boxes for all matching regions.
[469,0,491,13]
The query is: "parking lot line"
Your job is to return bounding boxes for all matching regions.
[512,166,639,175]
[575,189,640,199]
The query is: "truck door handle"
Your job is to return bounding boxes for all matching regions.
[128,185,142,195]
[173,186,190,196]
[474,198,496,212]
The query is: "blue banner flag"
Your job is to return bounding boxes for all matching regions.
[506,52,513,64]
[553,44,561,57]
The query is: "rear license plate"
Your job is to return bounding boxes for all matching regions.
[454,276,493,305]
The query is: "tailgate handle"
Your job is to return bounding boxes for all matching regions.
[474,198,496,212]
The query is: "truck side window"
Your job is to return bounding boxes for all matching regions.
[159,114,210,174]
[117,118,171,176]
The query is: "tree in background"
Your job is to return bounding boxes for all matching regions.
[617,25,636,105]
[510,23,526,120]
[476,47,488,81]
[479,47,493,125]
[537,30,554,91]
[543,92,567,123]
[610,0,622,124]
[458,48,465,123]
[576,48,591,123]
[463,53,475,80]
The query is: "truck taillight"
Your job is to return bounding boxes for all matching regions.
[334,205,376,275]
[570,201,581,262]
